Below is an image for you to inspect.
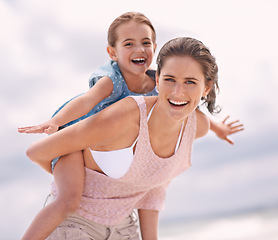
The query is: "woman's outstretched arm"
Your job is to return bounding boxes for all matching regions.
[26,97,140,172]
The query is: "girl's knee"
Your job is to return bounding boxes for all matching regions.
[54,194,81,217]
[63,199,80,215]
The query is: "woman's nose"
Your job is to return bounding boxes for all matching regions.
[173,84,183,96]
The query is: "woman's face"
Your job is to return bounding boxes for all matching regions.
[156,55,211,121]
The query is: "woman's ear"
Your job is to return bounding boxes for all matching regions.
[202,81,212,97]
[107,45,117,61]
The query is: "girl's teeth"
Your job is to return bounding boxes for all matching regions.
[132,58,145,63]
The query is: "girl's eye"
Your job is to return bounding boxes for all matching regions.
[124,43,132,47]
[143,41,151,45]
[165,78,175,82]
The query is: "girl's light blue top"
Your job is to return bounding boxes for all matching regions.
[53,60,157,129]
[51,60,157,172]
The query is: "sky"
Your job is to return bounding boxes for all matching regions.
[1,0,278,239]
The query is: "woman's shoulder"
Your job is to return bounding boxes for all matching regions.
[195,109,210,139]
[120,96,157,111]
[86,97,141,147]
[144,95,157,109]
[98,96,157,125]
[101,97,139,118]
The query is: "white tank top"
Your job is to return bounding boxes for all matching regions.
[90,101,184,178]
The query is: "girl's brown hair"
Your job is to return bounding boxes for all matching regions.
[156,37,220,114]
[107,12,156,47]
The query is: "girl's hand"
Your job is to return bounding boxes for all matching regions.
[211,116,244,145]
[18,120,59,134]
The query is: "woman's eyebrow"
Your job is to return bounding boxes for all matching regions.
[163,74,175,78]
[185,77,199,81]
[163,74,199,81]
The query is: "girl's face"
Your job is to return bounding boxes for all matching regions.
[156,55,211,121]
[108,21,156,76]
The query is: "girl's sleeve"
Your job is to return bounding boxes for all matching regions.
[89,61,124,98]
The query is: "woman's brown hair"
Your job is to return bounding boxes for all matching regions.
[156,37,220,114]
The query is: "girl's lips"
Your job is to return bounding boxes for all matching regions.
[131,58,146,65]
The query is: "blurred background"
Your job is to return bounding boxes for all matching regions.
[1,0,278,239]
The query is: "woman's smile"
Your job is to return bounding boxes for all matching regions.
[156,55,208,120]
[168,99,189,106]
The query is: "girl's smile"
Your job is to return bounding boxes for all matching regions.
[109,21,156,76]
[131,58,146,65]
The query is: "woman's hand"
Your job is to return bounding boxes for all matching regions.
[210,116,244,144]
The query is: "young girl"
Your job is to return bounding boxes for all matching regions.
[25,36,225,239]
[19,13,243,240]
[19,11,157,137]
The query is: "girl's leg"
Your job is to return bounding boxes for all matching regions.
[21,151,85,240]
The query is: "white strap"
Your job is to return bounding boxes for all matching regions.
[147,103,156,121]
[147,102,184,153]
[174,121,184,153]
[131,136,139,148]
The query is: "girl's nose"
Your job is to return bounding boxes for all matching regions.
[135,44,145,53]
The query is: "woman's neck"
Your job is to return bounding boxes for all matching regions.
[149,101,187,135]
[147,100,188,158]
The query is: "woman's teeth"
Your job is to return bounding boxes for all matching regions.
[169,100,188,106]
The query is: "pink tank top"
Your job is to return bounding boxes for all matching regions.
[89,100,184,179]
[64,96,196,225]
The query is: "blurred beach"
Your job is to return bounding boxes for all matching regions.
[159,208,278,240]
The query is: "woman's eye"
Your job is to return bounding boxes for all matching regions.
[186,80,196,84]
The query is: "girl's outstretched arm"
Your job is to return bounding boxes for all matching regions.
[18,76,113,134]
[26,97,139,172]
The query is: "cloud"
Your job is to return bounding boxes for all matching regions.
[1,0,278,238]
[160,132,278,221]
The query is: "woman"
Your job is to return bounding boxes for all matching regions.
[26,37,219,240]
